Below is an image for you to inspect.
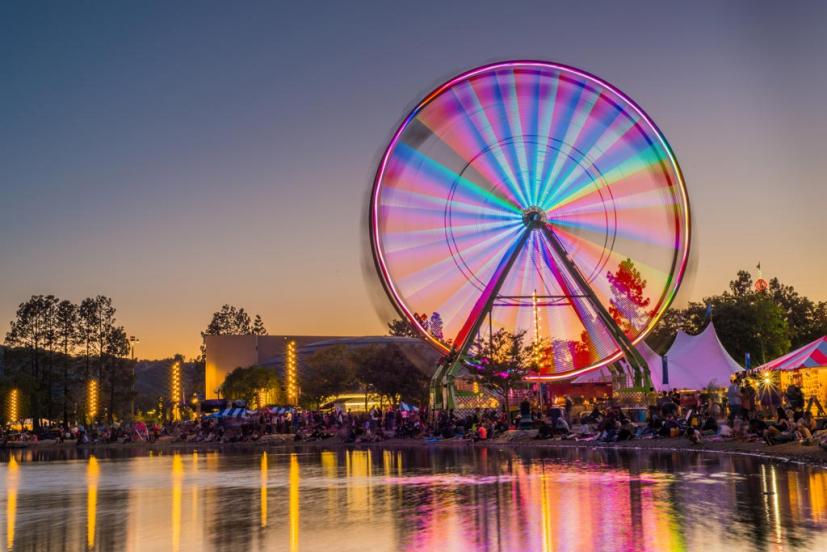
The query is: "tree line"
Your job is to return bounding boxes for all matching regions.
[386,268,827,382]
[1,295,133,427]
[647,270,827,366]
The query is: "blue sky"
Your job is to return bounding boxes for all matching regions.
[1,1,825,358]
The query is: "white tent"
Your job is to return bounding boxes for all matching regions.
[571,323,742,391]
[652,321,743,390]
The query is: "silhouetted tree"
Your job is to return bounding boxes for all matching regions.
[607,258,651,337]
[301,345,357,408]
[252,314,268,336]
[470,329,534,413]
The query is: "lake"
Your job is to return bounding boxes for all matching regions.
[2,446,826,551]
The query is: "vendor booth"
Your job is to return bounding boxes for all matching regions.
[758,336,827,410]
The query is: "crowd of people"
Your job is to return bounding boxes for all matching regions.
[2,378,827,452]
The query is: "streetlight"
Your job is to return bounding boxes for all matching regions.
[170,361,181,422]
[286,340,298,406]
[129,336,140,417]
[88,380,98,422]
[7,388,19,428]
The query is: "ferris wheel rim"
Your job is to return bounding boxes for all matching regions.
[370,60,691,376]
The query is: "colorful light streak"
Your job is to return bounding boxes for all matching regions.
[6,455,18,551]
[87,455,99,550]
[260,452,268,528]
[371,61,690,377]
[171,453,183,552]
[289,454,300,552]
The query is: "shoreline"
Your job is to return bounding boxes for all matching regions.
[5,434,827,467]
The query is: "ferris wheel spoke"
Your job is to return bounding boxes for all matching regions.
[543,115,640,210]
[392,143,522,215]
[452,82,529,207]
[533,80,588,208]
[418,101,525,208]
[547,140,665,212]
[492,69,531,204]
[532,71,560,206]
[540,105,630,210]
[540,92,604,204]
[452,227,532,352]
[395,224,524,297]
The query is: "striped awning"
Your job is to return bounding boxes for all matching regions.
[266,406,294,415]
[208,407,251,418]
[759,336,827,371]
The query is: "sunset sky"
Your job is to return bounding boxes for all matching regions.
[2,1,826,359]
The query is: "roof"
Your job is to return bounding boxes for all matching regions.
[652,321,743,390]
[758,336,827,371]
[261,336,442,377]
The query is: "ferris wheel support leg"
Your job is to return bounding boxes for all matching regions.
[540,225,652,391]
[431,228,532,411]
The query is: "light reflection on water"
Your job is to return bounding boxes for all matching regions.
[1,447,826,551]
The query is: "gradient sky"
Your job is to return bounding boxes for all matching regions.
[2,1,826,359]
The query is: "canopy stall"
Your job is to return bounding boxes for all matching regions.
[206,407,253,419]
[758,337,827,411]
[757,337,827,372]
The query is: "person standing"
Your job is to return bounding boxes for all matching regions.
[727,377,742,424]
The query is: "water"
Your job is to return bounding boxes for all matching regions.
[1,445,826,551]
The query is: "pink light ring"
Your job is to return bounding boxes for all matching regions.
[370,60,691,368]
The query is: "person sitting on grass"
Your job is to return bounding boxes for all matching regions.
[659,414,681,438]
[763,408,795,445]
[795,411,816,445]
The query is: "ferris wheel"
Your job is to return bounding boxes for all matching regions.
[370,61,690,405]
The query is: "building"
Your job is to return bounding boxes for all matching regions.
[204,334,440,399]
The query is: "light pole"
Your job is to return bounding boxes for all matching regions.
[129,336,140,417]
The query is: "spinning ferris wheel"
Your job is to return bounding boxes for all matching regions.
[370,61,690,407]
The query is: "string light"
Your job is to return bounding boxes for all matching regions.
[7,388,19,426]
[88,380,98,421]
[286,340,298,405]
[171,361,182,421]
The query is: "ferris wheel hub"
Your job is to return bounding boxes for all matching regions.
[522,207,547,228]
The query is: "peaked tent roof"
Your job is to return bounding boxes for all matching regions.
[758,336,827,371]
[654,321,743,390]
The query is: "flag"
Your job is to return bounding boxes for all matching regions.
[745,352,751,370]
[756,262,761,270]
[705,303,712,320]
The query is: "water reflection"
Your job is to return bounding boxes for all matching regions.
[87,455,98,550]
[289,454,299,552]
[260,452,268,529]
[0,447,826,551]
[6,456,17,551]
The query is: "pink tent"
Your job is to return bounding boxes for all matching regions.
[652,322,743,390]
[758,336,827,371]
